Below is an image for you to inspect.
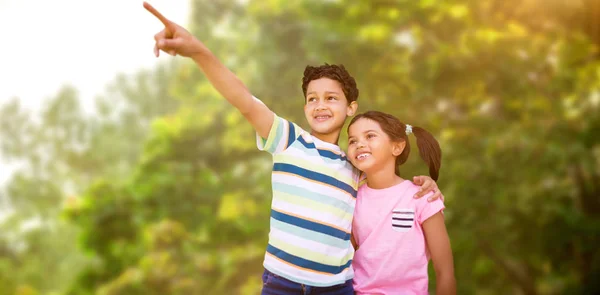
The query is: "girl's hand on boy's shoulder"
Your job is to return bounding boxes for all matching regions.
[412,176,444,202]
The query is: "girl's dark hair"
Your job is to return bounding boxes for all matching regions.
[302,64,359,103]
[348,111,442,180]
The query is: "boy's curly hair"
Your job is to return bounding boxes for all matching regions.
[301,64,359,103]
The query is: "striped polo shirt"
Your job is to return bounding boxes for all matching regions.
[257,113,360,287]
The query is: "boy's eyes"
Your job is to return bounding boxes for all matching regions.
[306,96,337,102]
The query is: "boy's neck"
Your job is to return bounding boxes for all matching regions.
[310,130,341,145]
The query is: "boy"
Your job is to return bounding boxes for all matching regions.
[143,3,442,294]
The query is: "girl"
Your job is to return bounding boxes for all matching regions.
[347,111,455,295]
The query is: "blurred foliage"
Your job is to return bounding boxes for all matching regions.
[1,0,599,294]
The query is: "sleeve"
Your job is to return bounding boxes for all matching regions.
[416,192,446,225]
[255,103,300,154]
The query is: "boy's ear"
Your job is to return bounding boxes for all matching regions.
[347,101,358,116]
[392,140,406,156]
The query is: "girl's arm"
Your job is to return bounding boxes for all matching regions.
[422,212,456,295]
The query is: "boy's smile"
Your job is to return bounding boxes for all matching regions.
[314,113,332,122]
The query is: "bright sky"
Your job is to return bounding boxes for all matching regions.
[0,0,190,185]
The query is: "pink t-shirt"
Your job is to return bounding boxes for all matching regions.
[352,180,445,295]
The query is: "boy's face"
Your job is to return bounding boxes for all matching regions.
[304,78,357,140]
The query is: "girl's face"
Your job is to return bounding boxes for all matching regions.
[347,118,404,174]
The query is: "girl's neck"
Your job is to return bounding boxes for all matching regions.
[365,167,404,189]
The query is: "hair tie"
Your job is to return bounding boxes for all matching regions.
[405,124,413,135]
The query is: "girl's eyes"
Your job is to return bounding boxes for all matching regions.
[328,96,337,101]
[348,134,376,145]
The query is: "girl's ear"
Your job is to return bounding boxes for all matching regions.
[392,140,406,156]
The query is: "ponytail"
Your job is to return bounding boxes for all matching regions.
[411,126,442,181]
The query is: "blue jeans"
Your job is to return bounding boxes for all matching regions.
[261,269,354,295]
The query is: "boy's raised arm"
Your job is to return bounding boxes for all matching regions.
[143,2,274,138]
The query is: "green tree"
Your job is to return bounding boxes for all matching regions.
[0,62,181,295]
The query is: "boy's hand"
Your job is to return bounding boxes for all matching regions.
[412,176,443,202]
[144,2,205,58]
[143,2,274,139]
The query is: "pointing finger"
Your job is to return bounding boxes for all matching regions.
[143,2,172,28]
